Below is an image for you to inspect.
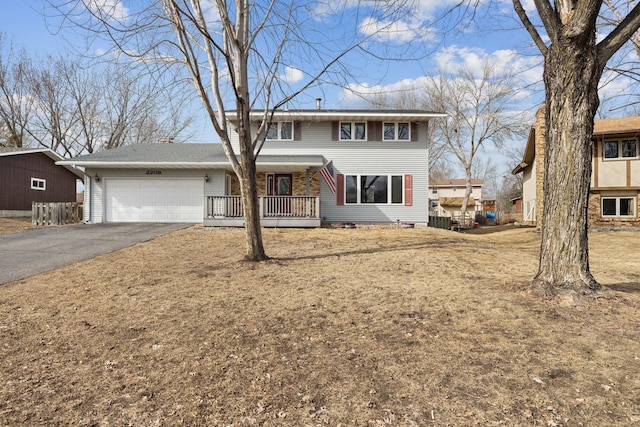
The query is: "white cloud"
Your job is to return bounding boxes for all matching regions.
[359,17,436,43]
[434,46,542,85]
[280,66,304,84]
[82,0,129,22]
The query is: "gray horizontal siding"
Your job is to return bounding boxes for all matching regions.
[240,122,430,224]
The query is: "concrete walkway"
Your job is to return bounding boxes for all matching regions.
[0,223,190,285]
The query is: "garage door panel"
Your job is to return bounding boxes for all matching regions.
[105,178,203,223]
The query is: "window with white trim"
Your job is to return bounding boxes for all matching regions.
[340,122,366,141]
[383,122,410,141]
[31,177,46,191]
[601,196,636,217]
[345,174,404,204]
[604,139,637,159]
[266,121,293,140]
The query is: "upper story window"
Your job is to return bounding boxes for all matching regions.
[432,188,438,194]
[383,122,410,141]
[340,122,366,141]
[266,121,293,140]
[31,177,46,191]
[604,139,637,159]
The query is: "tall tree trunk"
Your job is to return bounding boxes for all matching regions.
[533,36,603,295]
[460,167,472,227]
[237,121,268,262]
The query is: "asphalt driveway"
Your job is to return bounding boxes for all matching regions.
[0,223,191,285]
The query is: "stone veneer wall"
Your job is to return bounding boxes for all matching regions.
[534,104,546,230]
[229,172,320,196]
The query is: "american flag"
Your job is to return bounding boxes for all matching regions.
[320,161,336,195]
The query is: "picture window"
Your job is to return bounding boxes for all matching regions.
[345,174,404,204]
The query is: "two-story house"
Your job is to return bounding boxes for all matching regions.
[428,178,483,221]
[512,105,640,228]
[59,109,445,226]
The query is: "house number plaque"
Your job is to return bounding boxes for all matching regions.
[146,170,162,175]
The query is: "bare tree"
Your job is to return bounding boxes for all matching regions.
[513,1,640,298]
[365,89,450,182]
[425,60,527,226]
[61,0,417,261]
[0,33,34,148]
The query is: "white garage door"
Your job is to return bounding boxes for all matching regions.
[105,178,204,223]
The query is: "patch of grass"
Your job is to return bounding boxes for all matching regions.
[0,217,36,236]
[0,226,638,426]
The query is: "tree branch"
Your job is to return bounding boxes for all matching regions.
[513,0,549,55]
[598,2,640,62]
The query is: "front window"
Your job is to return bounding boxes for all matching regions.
[340,122,366,141]
[604,139,638,159]
[383,122,410,141]
[266,122,293,140]
[31,177,46,191]
[344,174,403,204]
[602,197,636,217]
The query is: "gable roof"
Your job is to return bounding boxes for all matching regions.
[0,147,84,178]
[57,143,324,172]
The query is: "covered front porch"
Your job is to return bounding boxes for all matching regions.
[204,195,321,227]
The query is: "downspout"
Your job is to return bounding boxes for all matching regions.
[83,174,91,223]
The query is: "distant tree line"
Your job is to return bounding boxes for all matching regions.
[0,32,193,157]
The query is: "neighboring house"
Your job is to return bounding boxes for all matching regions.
[0,148,83,217]
[512,106,640,228]
[428,178,484,221]
[58,109,446,226]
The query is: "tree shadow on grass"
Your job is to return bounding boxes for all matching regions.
[605,282,640,294]
[273,239,466,262]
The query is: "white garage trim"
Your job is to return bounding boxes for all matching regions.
[105,178,204,223]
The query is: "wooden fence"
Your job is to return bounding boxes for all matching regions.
[32,202,83,226]
[428,215,452,230]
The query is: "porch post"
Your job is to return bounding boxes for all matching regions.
[306,170,310,195]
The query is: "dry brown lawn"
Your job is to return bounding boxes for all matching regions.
[0,225,639,426]
[0,217,36,236]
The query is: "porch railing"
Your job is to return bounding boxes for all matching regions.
[206,196,320,219]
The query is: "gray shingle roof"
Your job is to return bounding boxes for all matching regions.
[60,143,324,169]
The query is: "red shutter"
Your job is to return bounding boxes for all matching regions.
[404,174,412,206]
[294,121,302,141]
[369,121,382,141]
[337,174,344,205]
[331,121,339,141]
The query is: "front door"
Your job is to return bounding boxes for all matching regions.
[274,174,292,196]
[267,174,292,215]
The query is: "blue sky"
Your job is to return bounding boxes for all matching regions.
[2,1,638,179]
